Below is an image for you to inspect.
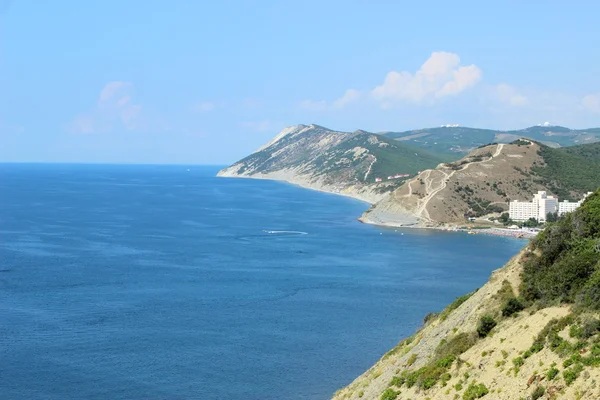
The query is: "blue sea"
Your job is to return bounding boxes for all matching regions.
[0,164,525,400]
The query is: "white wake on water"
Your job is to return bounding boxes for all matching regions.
[263,230,308,235]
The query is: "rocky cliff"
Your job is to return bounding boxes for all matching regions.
[218,124,449,204]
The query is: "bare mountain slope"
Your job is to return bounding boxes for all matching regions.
[218,124,450,203]
[361,142,549,226]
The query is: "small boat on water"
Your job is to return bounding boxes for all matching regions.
[468,231,476,235]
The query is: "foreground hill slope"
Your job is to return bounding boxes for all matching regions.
[334,189,600,400]
[218,124,450,203]
[361,140,600,227]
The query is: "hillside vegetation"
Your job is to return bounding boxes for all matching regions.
[531,144,600,200]
[361,140,600,227]
[562,142,600,163]
[384,125,600,154]
[324,134,452,182]
[218,124,454,203]
[334,188,600,400]
[522,190,600,307]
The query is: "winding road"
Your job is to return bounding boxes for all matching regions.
[412,143,505,221]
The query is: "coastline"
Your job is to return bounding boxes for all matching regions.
[217,173,536,240]
[216,172,378,205]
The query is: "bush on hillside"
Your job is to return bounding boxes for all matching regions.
[462,383,489,400]
[521,189,600,309]
[531,386,545,400]
[502,297,525,317]
[380,388,400,400]
[477,316,497,338]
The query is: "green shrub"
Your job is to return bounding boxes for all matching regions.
[462,383,489,400]
[582,318,600,338]
[531,386,545,400]
[389,376,404,387]
[523,342,544,359]
[477,316,497,337]
[563,364,584,385]
[407,353,417,366]
[397,332,478,391]
[569,324,584,338]
[512,357,524,369]
[546,367,559,380]
[380,388,400,400]
[436,354,456,369]
[436,333,477,359]
[423,312,439,325]
[502,297,525,317]
[520,189,600,309]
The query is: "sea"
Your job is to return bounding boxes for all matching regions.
[0,164,525,400]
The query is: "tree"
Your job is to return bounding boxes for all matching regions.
[546,211,559,223]
[522,217,539,228]
[498,212,510,224]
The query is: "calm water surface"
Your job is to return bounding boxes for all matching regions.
[0,164,525,399]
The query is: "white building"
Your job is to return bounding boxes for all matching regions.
[508,201,538,222]
[510,191,592,221]
[558,192,593,216]
[509,191,558,222]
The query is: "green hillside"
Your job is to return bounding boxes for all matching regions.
[522,188,600,308]
[531,144,600,200]
[330,133,454,183]
[562,142,600,163]
[383,125,600,154]
[384,127,498,154]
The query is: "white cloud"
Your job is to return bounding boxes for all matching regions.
[582,93,600,113]
[300,89,360,112]
[69,81,146,134]
[332,89,360,109]
[300,52,481,111]
[371,52,482,105]
[494,84,529,106]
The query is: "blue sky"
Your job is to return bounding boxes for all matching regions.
[2,0,600,164]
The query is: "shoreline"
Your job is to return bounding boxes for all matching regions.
[217,173,536,240]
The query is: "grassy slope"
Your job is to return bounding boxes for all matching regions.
[333,134,455,182]
[531,144,600,200]
[384,126,600,154]
[562,141,600,162]
[384,127,497,154]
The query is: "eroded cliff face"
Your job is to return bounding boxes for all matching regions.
[218,124,445,204]
[332,248,600,400]
[361,142,547,227]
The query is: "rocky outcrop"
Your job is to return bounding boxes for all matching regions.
[218,124,447,204]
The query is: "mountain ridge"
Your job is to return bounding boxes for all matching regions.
[219,124,600,224]
[218,124,451,204]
